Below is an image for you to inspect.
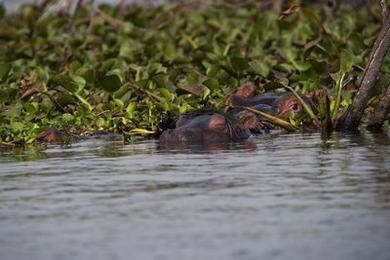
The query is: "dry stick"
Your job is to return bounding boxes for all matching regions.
[58,0,74,15]
[116,0,125,17]
[338,0,390,131]
[36,0,52,11]
[367,84,390,130]
[233,105,298,132]
[73,0,84,17]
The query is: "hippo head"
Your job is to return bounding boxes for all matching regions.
[159,108,257,144]
[36,128,66,143]
[226,82,316,121]
[274,92,316,120]
[225,82,279,114]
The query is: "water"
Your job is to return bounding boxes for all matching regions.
[1,132,390,260]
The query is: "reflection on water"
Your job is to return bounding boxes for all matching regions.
[0,131,390,260]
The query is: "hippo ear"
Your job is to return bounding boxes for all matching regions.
[240,112,257,130]
[208,115,227,131]
[236,81,256,98]
[225,95,246,108]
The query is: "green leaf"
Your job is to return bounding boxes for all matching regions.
[293,61,311,71]
[0,63,11,81]
[263,82,285,91]
[119,40,135,58]
[74,93,93,111]
[63,113,74,122]
[202,78,218,91]
[113,85,130,99]
[230,57,248,72]
[113,98,124,107]
[126,102,137,118]
[331,72,346,117]
[96,117,106,128]
[1,103,23,118]
[71,75,86,92]
[147,63,167,74]
[0,4,5,20]
[101,70,123,92]
[10,121,24,133]
[159,88,175,102]
[120,22,134,35]
[50,74,79,93]
[206,65,219,78]
[202,87,211,100]
[340,49,359,72]
[249,60,269,77]
[164,41,176,62]
[24,102,39,114]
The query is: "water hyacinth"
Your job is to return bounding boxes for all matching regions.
[0,0,388,145]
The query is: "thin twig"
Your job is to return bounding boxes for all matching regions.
[232,105,298,132]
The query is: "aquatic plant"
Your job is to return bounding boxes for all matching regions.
[0,0,388,145]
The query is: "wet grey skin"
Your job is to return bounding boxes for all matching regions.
[158,109,253,144]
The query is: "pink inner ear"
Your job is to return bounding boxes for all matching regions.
[240,112,257,129]
[236,82,256,98]
[208,115,226,130]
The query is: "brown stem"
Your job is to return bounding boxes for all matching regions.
[73,0,83,17]
[115,0,125,18]
[58,0,74,15]
[36,0,51,11]
[337,0,390,132]
[367,84,390,130]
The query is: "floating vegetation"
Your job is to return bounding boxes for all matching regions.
[0,1,388,145]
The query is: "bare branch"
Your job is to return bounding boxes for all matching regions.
[381,0,390,23]
[367,84,390,130]
[73,0,83,17]
[337,0,390,131]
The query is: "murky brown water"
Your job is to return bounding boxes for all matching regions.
[0,131,390,260]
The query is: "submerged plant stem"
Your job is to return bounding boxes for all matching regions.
[333,72,346,118]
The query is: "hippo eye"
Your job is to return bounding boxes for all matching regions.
[291,103,299,111]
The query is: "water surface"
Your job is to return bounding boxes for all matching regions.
[0,132,390,260]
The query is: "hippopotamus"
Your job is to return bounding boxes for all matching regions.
[158,107,257,144]
[36,128,119,144]
[225,82,316,121]
[36,128,69,143]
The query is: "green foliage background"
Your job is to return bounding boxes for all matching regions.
[0,1,388,144]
